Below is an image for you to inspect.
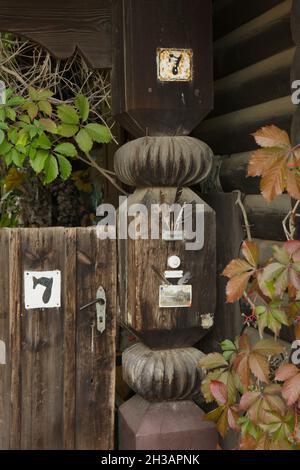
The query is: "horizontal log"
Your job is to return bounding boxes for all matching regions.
[195,96,295,155]
[213,0,285,40]
[244,194,292,241]
[291,0,300,44]
[213,47,294,116]
[214,0,293,79]
[219,152,260,194]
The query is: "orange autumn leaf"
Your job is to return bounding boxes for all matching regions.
[248,125,300,202]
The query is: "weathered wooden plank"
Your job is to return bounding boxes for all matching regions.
[9,229,22,449]
[213,0,285,40]
[213,48,294,116]
[195,96,295,154]
[63,228,77,450]
[20,228,65,449]
[76,229,116,450]
[244,194,292,241]
[291,0,300,44]
[0,0,112,69]
[201,193,244,351]
[214,0,293,79]
[0,230,10,449]
[219,151,260,194]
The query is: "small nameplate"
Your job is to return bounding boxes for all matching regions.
[159,285,192,308]
[164,270,183,279]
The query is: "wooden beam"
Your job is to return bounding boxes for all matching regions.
[244,194,292,241]
[214,0,293,79]
[219,151,260,194]
[0,0,112,69]
[195,96,295,154]
[213,0,285,40]
[213,47,294,116]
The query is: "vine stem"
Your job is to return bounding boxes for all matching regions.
[282,200,300,241]
[234,190,253,241]
[76,154,128,196]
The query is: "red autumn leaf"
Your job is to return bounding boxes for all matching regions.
[242,241,259,267]
[286,163,300,201]
[252,125,290,149]
[247,148,283,177]
[210,380,228,405]
[282,373,300,406]
[227,407,240,432]
[249,353,269,384]
[284,240,300,260]
[260,157,286,202]
[240,391,260,411]
[275,363,299,382]
[225,272,253,303]
[222,259,253,278]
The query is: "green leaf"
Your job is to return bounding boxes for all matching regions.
[0,108,5,121]
[0,140,13,156]
[54,143,77,158]
[199,353,228,370]
[5,107,16,121]
[57,105,79,125]
[39,118,57,134]
[7,96,25,106]
[44,155,58,184]
[57,154,72,180]
[75,128,93,153]
[35,132,52,150]
[29,87,53,102]
[38,100,52,116]
[0,122,8,130]
[16,130,28,147]
[19,114,31,124]
[10,148,24,168]
[8,128,18,144]
[75,94,89,122]
[85,123,111,144]
[0,129,4,145]
[23,102,39,121]
[57,123,79,138]
[30,150,49,174]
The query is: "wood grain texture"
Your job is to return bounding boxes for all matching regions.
[0,227,116,450]
[119,187,216,349]
[219,151,260,194]
[112,0,213,137]
[0,0,112,69]
[76,229,116,450]
[201,193,244,352]
[214,0,293,79]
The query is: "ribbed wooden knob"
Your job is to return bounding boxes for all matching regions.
[123,343,204,401]
[114,136,213,187]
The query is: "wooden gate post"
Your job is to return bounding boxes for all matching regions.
[112,0,218,450]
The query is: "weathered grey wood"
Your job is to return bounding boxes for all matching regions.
[76,229,116,450]
[214,0,293,79]
[0,230,10,449]
[0,0,112,69]
[213,48,294,116]
[195,96,295,154]
[0,227,116,450]
[9,229,22,450]
[201,193,244,352]
[213,0,285,40]
[244,194,292,241]
[123,343,204,401]
[219,152,260,194]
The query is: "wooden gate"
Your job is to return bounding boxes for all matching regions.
[0,227,116,450]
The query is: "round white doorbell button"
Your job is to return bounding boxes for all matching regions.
[167,256,181,269]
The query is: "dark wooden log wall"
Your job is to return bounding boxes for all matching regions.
[196,0,298,245]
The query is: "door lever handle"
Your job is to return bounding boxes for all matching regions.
[80,286,106,333]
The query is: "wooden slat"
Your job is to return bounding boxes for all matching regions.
[76,229,116,450]
[213,47,294,116]
[201,193,244,351]
[195,96,295,154]
[20,228,66,449]
[63,228,77,450]
[219,151,260,194]
[0,230,10,449]
[0,0,112,69]
[291,0,300,44]
[9,229,22,449]
[214,0,293,79]
[213,0,284,39]
[244,194,292,241]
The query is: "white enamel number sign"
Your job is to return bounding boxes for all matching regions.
[24,270,61,310]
